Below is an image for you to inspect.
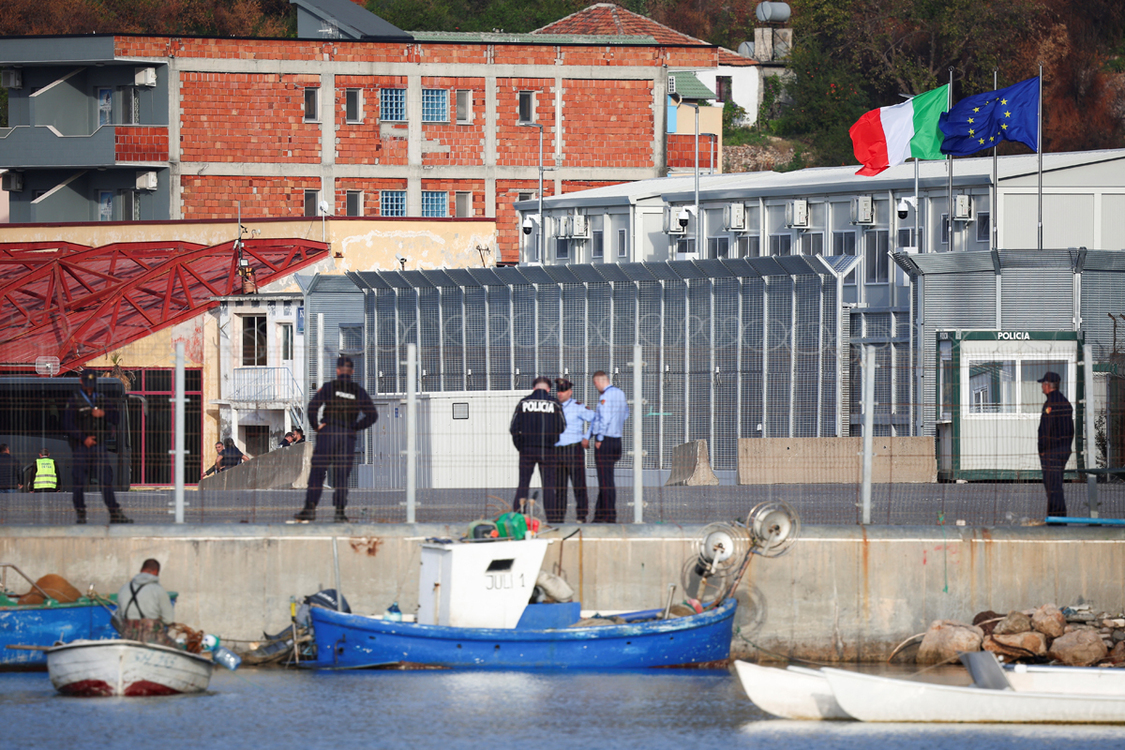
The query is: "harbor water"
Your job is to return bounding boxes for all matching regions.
[2,668,1124,749]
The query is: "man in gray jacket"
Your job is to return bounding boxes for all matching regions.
[115,558,176,644]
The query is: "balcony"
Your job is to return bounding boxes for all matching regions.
[0,125,168,169]
[230,367,304,404]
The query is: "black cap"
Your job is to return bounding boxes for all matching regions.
[555,378,574,392]
[1037,371,1061,384]
[337,355,354,369]
[532,375,552,388]
[79,371,97,387]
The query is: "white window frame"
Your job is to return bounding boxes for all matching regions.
[518,91,536,124]
[737,235,760,258]
[617,228,628,259]
[346,190,363,217]
[278,323,294,362]
[303,87,319,123]
[865,229,890,284]
[455,191,472,217]
[304,190,319,217]
[800,232,823,256]
[940,212,950,246]
[121,86,140,125]
[591,230,604,259]
[456,90,473,124]
[556,237,570,260]
[97,88,113,127]
[768,233,792,256]
[707,236,730,258]
[345,89,362,124]
[976,211,991,243]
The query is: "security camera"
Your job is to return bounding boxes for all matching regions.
[897,199,909,220]
[677,207,691,228]
[522,216,534,235]
[395,253,407,264]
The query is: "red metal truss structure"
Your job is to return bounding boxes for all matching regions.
[0,239,329,372]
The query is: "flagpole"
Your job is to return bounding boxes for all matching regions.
[914,157,919,249]
[992,69,999,253]
[1037,63,1043,251]
[947,68,954,254]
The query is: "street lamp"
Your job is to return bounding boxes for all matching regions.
[669,93,701,254]
[518,121,545,262]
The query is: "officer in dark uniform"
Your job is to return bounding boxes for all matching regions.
[295,356,378,523]
[509,376,566,515]
[1037,370,1074,519]
[63,371,131,524]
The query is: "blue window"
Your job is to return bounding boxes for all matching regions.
[422,89,448,122]
[381,190,406,217]
[380,88,406,122]
[422,191,448,218]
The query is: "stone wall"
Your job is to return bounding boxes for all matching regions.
[738,437,937,485]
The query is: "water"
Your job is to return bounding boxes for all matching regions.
[4,668,1125,749]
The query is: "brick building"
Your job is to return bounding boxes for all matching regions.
[0,0,759,263]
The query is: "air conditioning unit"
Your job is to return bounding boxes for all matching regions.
[785,199,808,228]
[2,172,23,192]
[1,69,22,89]
[664,206,687,235]
[724,203,746,231]
[134,67,157,87]
[570,214,589,239]
[135,170,158,191]
[953,194,973,220]
[850,196,875,225]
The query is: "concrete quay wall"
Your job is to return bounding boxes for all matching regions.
[2,524,1122,661]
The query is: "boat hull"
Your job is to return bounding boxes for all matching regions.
[47,640,213,697]
[824,668,1125,724]
[733,661,852,720]
[0,602,116,669]
[306,598,737,670]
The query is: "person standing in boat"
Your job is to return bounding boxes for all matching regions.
[295,356,378,523]
[589,370,629,523]
[116,558,176,646]
[552,378,595,524]
[509,376,566,516]
[63,370,131,524]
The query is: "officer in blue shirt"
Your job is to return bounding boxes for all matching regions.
[589,370,629,523]
[553,378,596,524]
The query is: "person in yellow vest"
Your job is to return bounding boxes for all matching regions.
[31,448,58,492]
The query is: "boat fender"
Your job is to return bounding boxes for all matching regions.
[536,570,574,603]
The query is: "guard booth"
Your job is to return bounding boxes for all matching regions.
[935,330,1084,481]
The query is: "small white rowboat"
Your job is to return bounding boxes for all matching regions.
[47,639,213,697]
[733,661,852,720]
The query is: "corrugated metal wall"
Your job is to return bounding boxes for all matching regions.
[318,259,849,472]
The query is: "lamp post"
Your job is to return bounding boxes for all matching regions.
[518,121,545,262]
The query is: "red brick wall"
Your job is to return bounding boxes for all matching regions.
[563,79,653,168]
[496,179,558,262]
[334,178,408,217]
[562,181,626,193]
[420,77,486,167]
[667,134,716,170]
[180,175,321,219]
[496,79,556,167]
[335,75,409,166]
[115,126,169,162]
[179,73,321,163]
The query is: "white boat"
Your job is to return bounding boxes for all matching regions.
[1004,663,1125,696]
[822,667,1125,724]
[733,661,852,720]
[47,639,213,697]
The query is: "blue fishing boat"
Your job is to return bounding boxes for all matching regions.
[303,503,799,670]
[0,565,118,669]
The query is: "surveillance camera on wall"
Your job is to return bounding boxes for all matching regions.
[522,216,534,235]
[677,207,691,228]
[897,199,910,220]
[395,253,407,263]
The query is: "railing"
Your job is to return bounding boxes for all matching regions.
[230,367,303,403]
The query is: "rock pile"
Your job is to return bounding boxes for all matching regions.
[915,603,1125,667]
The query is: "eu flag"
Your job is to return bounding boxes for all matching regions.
[939,77,1039,156]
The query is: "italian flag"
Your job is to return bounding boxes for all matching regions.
[849,85,949,176]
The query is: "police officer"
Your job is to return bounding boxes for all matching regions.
[1038,371,1074,519]
[590,370,629,523]
[63,371,131,524]
[553,378,595,524]
[295,356,378,523]
[0,444,20,493]
[509,376,566,516]
[31,448,57,492]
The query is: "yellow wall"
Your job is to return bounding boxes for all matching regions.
[0,217,498,273]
